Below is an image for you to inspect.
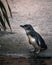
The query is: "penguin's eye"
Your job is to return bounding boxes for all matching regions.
[27,27,30,29]
[24,25,28,27]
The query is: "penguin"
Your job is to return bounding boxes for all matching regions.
[20,24,47,54]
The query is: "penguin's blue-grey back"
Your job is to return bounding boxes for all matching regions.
[20,24,47,51]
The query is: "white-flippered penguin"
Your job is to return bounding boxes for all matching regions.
[20,24,47,54]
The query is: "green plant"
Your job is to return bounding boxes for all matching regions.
[0,0,12,31]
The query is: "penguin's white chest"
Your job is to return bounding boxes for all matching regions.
[30,37,36,43]
[28,35,38,48]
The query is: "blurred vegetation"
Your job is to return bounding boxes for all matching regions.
[0,0,12,31]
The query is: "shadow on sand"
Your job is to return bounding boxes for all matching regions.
[29,54,52,65]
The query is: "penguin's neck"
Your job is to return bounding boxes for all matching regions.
[26,28,36,36]
[26,30,35,36]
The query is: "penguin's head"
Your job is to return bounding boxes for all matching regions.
[20,24,33,31]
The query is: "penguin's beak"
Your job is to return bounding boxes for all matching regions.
[20,25,24,28]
